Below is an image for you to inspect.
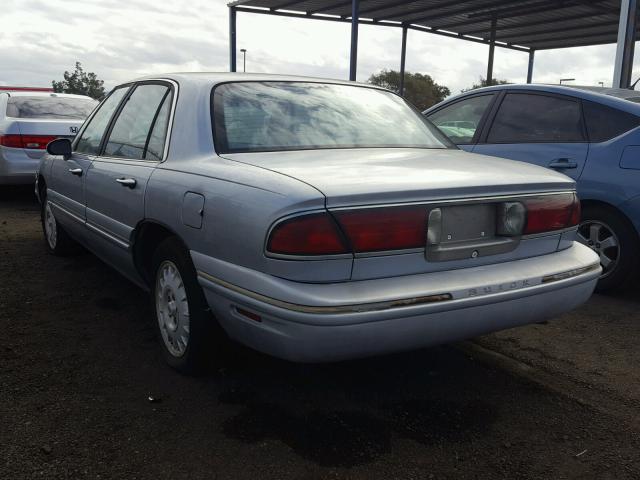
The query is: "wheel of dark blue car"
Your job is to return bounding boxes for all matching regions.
[151,237,222,373]
[577,204,639,292]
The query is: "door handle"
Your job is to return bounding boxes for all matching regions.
[116,177,137,188]
[548,158,578,169]
[68,168,83,176]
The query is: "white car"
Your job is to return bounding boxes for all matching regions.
[0,91,97,184]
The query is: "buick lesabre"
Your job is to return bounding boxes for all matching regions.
[36,73,600,372]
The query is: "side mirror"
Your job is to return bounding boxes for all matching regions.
[46,138,72,160]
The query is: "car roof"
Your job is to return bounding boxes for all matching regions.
[427,83,640,116]
[130,72,387,90]
[0,91,96,100]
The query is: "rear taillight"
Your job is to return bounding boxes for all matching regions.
[523,193,580,234]
[0,134,58,149]
[267,212,349,256]
[333,206,427,253]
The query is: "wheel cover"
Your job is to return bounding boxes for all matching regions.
[576,220,619,278]
[155,260,190,358]
[44,202,57,249]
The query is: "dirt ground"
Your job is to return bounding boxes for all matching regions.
[1,186,639,480]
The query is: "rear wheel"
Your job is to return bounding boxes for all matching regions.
[40,191,80,256]
[151,237,222,373]
[577,204,639,292]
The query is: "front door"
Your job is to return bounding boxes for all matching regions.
[48,86,130,230]
[84,82,174,281]
[472,92,589,181]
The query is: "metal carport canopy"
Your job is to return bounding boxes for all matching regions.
[227,0,638,90]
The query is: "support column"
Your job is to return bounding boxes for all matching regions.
[613,0,637,88]
[399,26,408,96]
[526,50,535,84]
[349,0,359,81]
[229,6,237,73]
[486,16,497,85]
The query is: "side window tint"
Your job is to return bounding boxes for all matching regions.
[103,84,169,160]
[427,95,494,144]
[144,93,172,161]
[583,101,640,142]
[488,93,584,143]
[75,87,128,154]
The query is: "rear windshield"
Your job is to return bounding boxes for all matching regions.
[212,82,454,153]
[6,96,97,120]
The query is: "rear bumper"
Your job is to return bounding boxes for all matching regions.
[194,243,600,362]
[0,146,42,184]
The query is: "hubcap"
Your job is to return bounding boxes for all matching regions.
[155,260,190,357]
[577,220,619,278]
[44,202,57,249]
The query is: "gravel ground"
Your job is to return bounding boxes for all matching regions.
[1,186,639,480]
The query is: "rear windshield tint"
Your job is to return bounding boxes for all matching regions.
[6,96,97,120]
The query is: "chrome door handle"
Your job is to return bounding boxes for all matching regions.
[116,177,137,188]
[68,168,83,176]
[549,158,578,169]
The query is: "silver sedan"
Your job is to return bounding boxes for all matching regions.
[36,74,600,373]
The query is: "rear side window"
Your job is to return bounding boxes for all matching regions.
[103,84,171,160]
[75,87,129,155]
[6,96,97,119]
[427,94,494,145]
[487,93,584,143]
[582,101,640,142]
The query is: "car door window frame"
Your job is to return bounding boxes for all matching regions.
[478,90,588,144]
[95,79,177,164]
[427,92,499,145]
[71,83,133,158]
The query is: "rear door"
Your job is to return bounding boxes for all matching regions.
[472,92,589,180]
[84,81,174,277]
[48,87,129,226]
[425,93,497,152]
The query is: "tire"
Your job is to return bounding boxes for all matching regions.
[151,237,222,374]
[577,204,640,293]
[40,190,81,256]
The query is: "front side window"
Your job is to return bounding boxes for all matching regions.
[75,87,129,155]
[213,82,454,154]
[6,96,97,120]
[103,84,171,160]
[487,93,584,143]
[427,94,494,145]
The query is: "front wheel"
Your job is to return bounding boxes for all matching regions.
[40,193,80,256]
[577,204,639,292]
[151,237,222,373]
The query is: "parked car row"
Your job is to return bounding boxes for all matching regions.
[36,74,600,372]
[425,84,640,291]
[0,90,97,184]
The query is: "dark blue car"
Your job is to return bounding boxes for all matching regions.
[424,84,640,291]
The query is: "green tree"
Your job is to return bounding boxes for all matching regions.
[462,76,509,92]
[368,69,450,111]
[52,62,106,100]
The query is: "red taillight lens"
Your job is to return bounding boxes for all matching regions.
[267,212,349,256]
[333,206,427,253]
[0,134,58,149]
[523,193,579,234]
[0,134,23,148]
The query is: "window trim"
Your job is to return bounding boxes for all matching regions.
[426,92,498,146]
[209,80,455,155]
[480,91,588,145]
[95,79,177,164]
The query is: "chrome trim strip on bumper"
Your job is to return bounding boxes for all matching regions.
[197,270,452,314]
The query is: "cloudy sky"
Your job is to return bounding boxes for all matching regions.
[0,0,633,95]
